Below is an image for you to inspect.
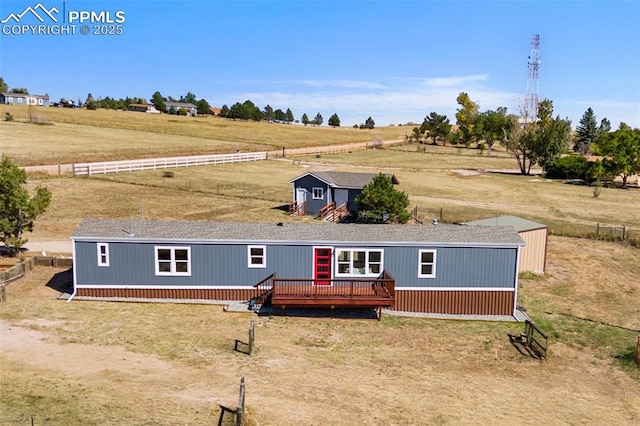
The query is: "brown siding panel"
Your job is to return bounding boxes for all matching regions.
[394,290,514,316]
[76,288,254,301]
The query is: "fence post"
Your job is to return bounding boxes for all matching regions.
[249,320,255,354]
[596,223,600,239]
[635,335,640,367]
[623,226,627,241]
[236,377,246,426]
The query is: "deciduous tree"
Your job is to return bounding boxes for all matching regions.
[0,155,52,256]
[474,107,510,150]
[502,99,571,174]
[599,123,640,187]
[455,92,479,147]
[355,174,410,224]
[0,77,7,93]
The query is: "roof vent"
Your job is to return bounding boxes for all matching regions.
[432,219,438,226]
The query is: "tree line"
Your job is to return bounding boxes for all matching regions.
[411,92,640,184]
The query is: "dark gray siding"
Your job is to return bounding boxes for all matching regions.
[347,189,361,211]
[294,175,328,215]
[75,241,517,289]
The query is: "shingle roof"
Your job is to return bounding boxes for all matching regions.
[291,171,398,188]
[462,215,548,232]
[72,218,524,246]
[164,101,197,109]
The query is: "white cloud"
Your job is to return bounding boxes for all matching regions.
[228,74,521,126]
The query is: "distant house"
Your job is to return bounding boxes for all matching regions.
[164,101,197,116]
[128,103,160,114]
[209,107,221,116]
[0,93,50,107]
[289,171,399,218]
[71,218,524,317]
[463,215,548,274]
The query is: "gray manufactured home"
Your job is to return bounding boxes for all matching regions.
[71,218,524,317]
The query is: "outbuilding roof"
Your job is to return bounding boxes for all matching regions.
[289,171,399,189]
[462,215,548,233]
[72,218,524,247]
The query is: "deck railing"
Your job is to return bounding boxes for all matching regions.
[254,270,393,299]
[322,202,349,222]
[289,201,306,216]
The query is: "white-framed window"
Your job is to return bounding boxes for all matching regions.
[248,245,266,268]
[97,243,109,267]
[418,249,437,278]
[38,98,43,105]
[155,246,191,276]
[335,249,383,277]
[312,187,324,199]
[7,97,13,103]
[17,97,23,103]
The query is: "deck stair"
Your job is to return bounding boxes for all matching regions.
[289,201,306,216]
[319,202,349,222]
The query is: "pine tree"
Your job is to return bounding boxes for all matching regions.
[328,113,340,127]
[574,107,598,154]
[355,174,410,224]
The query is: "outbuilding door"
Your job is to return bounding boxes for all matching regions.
[314,248,332,285]
[296,188,307,205]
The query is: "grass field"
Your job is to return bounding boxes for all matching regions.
[22,146,640,242]
[1,105,411,166]
[1,108,639,424]
[1,235,639,425]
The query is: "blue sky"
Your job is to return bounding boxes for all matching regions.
[1,0,639,128]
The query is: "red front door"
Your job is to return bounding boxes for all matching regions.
[314,248,332,285]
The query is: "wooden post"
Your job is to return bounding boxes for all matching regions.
[0,285,6,302]
[282,146,286,158]
[635,335,640,368]
[248,320,255,355]
[236,377,246,426]
[596,223,600,239]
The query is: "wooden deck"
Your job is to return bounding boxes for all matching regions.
[254,271,395,309]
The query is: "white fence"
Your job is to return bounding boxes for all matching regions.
[73,152,268,176]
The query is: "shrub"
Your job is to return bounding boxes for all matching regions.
[4,111,14,121]
[546,155,589,180]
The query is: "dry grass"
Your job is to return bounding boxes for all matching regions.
[1,236,639,425]
[24,149,640,241]
[0,105,410,166]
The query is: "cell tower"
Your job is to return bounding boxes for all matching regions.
[524,34,540,121]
